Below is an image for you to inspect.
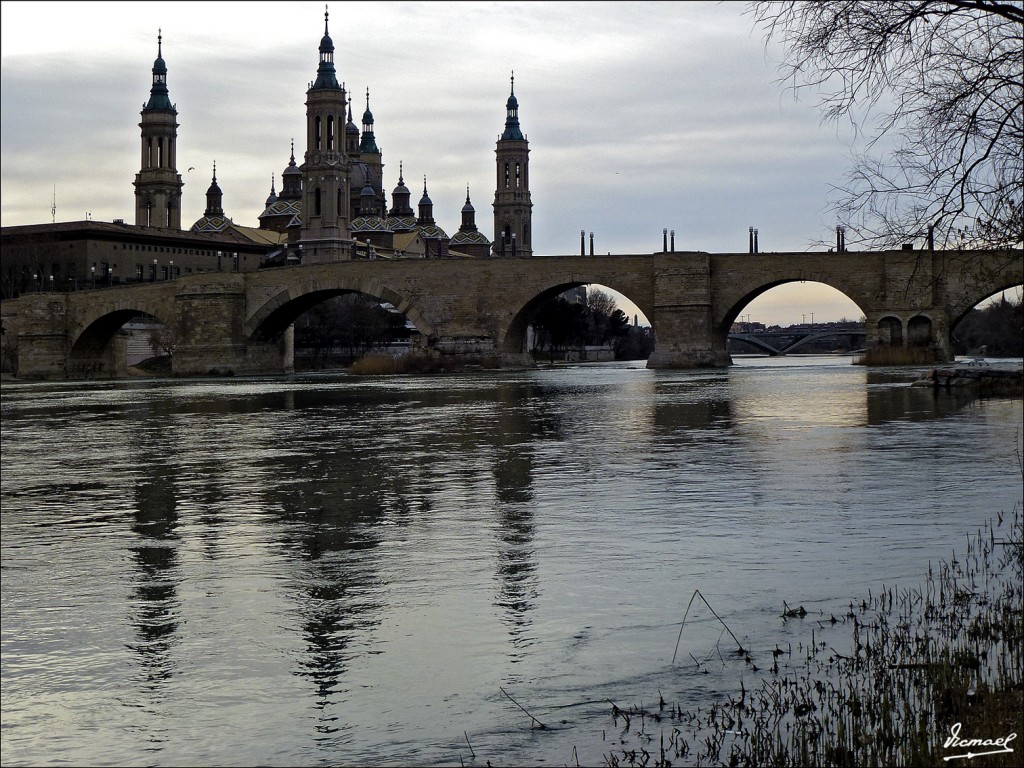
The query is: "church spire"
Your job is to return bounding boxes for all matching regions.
[144,29,173,111]
[311,5,341,90]
[359,87,379,153]
[500,71,523,141]
[417,176,435,226]
[301,4,352,260]
[134,30,182,228]
[493,72,532,256]
[265,173,278,206]
[460,185,479,232]
[204,161,223,216]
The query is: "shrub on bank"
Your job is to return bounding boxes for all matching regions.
[853,346,943,365]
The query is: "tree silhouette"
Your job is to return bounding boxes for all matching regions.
[750,1,1023,252]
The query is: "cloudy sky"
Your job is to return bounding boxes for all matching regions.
[1,0,871,325]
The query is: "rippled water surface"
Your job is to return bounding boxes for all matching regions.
[2,357,1021,766]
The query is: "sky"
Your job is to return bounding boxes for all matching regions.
[1,0,883,326]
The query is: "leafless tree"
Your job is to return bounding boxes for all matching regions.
[147,323,176,358]
[749,1,1023,252]
[586,288,618,318]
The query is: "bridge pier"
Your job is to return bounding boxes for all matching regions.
[646,257,731,369]
[173,275,293,376]
[4,294,71,379]
[865,309,954,363]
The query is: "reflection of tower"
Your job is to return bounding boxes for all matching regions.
[493,74,533,257]
[128,476,181,686]
[299,9,352,262]
[272,452,390,707]
[492,382,544,654]
[134,31,183,229]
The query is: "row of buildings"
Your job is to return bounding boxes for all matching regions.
[1,8,535,300]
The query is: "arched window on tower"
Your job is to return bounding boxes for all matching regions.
[337,188,343,221]
[315,117,322,151]
[327,115,334,151]
[157,138,164,168]
[146,139,153,168]
[314,188,322,216]
[515,162,521,189]
[504,163,510,190]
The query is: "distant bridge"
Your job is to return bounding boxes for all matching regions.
[2,247,1020,379]
[728,325,867,356]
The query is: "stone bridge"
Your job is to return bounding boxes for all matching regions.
[2,248,1021,379]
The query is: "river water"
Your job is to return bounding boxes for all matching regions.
[2,356,1021,767]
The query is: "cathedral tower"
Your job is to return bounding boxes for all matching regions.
[299,8,352,262]
[134,31,183,228]
[492,74,532,257]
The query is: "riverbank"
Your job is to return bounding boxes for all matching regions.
[913,361,1024,396]
[604,505,1023,767]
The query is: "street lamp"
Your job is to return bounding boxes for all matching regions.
[152,258,158,282]
[217,251,222,271]
[91,265,95,289]
[233,252,238,272]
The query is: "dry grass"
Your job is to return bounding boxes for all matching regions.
[853,346,944,366]
[349,351,502,375]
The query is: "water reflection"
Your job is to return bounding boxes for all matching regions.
[127,476,181,690]
[2,363,1020,768]
[865,371,980,423]
[492,385,543,656]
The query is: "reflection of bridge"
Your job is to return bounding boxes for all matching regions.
[2,248,1020,379]
[729,325,866,356]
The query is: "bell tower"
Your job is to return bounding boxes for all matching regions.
[492,73,532,257]
[134,31,183,229]
[299,7,353,262]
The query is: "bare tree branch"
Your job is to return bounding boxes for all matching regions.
[748,0,1024,251]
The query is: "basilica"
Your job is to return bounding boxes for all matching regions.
[0,8,534,299]
[154,8,532,262]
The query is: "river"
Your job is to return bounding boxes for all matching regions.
[1,356,1021,767]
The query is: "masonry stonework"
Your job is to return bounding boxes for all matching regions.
[2,249,1020,380]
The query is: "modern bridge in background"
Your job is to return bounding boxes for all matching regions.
[728,325,867,356]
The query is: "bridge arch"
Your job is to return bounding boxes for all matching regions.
[499,276,655,355]
[877,315,903,346]
[69,308,171,378]
[245,277,432,343]
[716,278,866,333]
[948,281,1024,329]
[908,314,933,347]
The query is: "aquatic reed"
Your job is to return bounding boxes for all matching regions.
[604,502,1023,767]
